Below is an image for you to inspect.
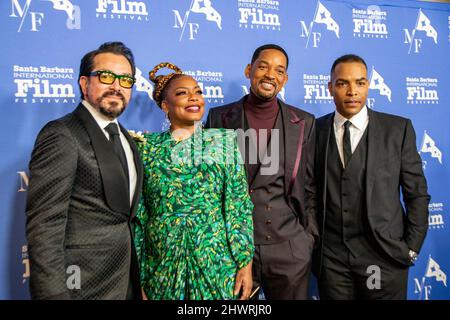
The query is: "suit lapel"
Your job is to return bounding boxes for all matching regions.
[119,124,143,220]
[365,109,382,209]
[283,102,306,196]
[222,97,245,130]
[318,113,333,207]
[74,104,130,215]
[227,96,308,194]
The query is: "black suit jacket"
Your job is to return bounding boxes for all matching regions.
[314,109,430,274]
[205,96,319,239]
[26,104,143,299]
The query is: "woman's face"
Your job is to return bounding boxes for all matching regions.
[161,75,205,129]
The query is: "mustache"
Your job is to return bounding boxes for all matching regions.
[260,79,277,87]
[101,90,126,103]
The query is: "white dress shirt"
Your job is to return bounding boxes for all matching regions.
[82,100,137,205]
[333,106,369,168]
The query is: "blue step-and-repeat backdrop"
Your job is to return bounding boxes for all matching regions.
[0,0,449,300]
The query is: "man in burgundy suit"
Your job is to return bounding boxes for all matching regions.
[205,44,318,299]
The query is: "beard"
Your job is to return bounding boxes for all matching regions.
[254,81,278,101]
[255,89,276,100]
[94,90,128,119]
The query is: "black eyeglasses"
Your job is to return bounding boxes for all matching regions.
[88,70,135,89]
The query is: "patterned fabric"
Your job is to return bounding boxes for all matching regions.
[134,128,254,300]
[26,105,142,300]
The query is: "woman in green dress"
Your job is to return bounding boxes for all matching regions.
[134,62,254,300]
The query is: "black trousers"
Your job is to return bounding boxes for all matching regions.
[253,230,314,300]
[318,239,409,300]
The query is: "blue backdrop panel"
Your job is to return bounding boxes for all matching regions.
[1,0,448,300]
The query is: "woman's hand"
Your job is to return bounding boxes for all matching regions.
[234,261,253,300]
[141,288,148,300]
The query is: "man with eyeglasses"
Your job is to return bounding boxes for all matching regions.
[25,42,144,300]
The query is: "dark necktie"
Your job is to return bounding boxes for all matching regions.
[104,123,129,184]
[343,120,352,168]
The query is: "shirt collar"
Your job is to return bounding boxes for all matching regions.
[82,100,118,130]
[334,105,368,131]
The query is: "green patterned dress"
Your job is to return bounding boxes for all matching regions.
[134,128,254,300]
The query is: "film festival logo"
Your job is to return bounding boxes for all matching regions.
[300,1,340,48]
[185,69,225,105]
[406,76,439,105]
[22,245,30,284]
[404,9,438,54]
[302,73,332,105]
[367,67,391,109]
[238,0,281,31]
[173,0,222,41]
[414,255,447,300]
[241,85,285,102]
[96,0,149,21]
[13,64,76,104]
[17,171,30,284]
[428,202,445,230]
[419,131,442,171]
[17,171,29,193]
[134,67,153,100]
[9,0,81,32]
[352,5,388,39]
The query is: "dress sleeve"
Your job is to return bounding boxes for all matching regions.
[222,131,255,270]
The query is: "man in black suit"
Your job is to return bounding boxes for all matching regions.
[26,42,143,300]
[206,44,317,299]
[314,54,430,299]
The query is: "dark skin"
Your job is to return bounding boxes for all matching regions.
[244,49,288,101]
[160,75,253,300]
[161,75,205,140]
[328,61,369,119]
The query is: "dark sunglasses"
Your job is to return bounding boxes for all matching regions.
[88,70,135,89]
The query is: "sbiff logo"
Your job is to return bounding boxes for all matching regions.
[302,74,332,105]
[420,131,442,165]
[173,0,222,41]
[406,77,439,105]
[134,67,153,100]
[367,67,391,108]
[352,6,388,39]
[13,65,76,104]
[185,69,224,105]
[404,9,438,54]
[300,1,340,48]
[22,245,29,284]
[238,0,281,31]
[428,202,444,230]
[96,0,149,21]
[414,255,447,300]
[9,0,81,32]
